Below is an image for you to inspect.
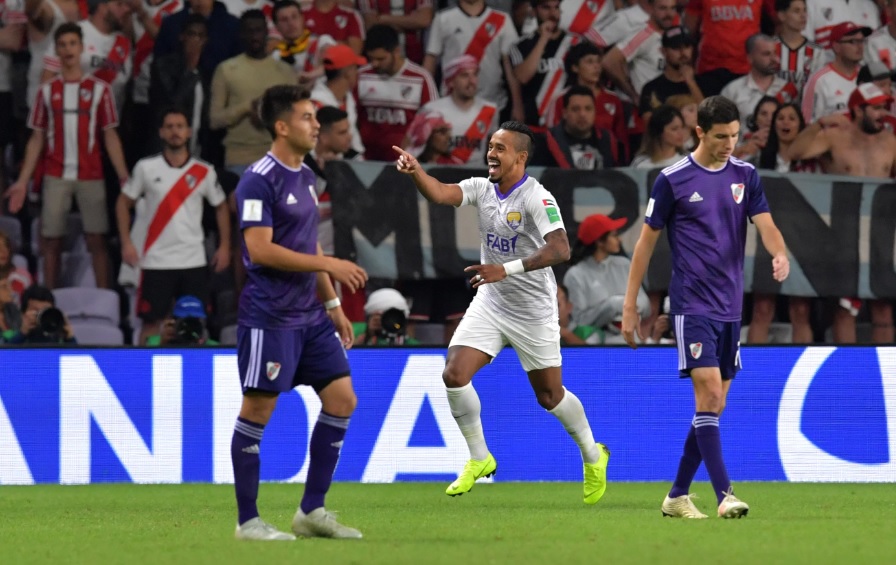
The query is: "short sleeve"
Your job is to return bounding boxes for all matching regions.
[458,177,483,207]
[527,187,565,236]
[645,172,674,230]
[498,18,519,54]
[121,161,145,200]
[98,84,119,129]
[425,13,444,56]
[236,173,274,230]
[203,168,227,207]
[746,167,770,218]
[27,86,48,131]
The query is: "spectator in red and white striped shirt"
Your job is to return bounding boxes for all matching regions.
[774,0,825,97]
[357,24,437,161]
[5,23,129,289]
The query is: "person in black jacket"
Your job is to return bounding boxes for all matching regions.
[531,85,616,170]
[149,14,216,164]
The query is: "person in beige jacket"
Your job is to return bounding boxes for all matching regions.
[210,9,296,175]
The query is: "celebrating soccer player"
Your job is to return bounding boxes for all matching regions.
[621,96,790,519]
[231,85,368,541]
[393,122,610,505]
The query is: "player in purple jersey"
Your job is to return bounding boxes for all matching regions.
[231,85,368,541]
[621,96,790,519]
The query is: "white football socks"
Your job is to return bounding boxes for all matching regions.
[446,383,490,461]
[549,387,601,464]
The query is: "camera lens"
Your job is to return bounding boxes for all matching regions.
[38,307,65,336]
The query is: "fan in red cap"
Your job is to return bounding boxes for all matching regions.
[564,214,651,345]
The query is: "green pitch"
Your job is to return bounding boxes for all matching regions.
[2,482,895,564]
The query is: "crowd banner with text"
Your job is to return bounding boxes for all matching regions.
[1,347,893,485]
[327,162,896,298]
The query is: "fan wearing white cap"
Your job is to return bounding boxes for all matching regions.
[353,288,419,346]
[784,81,896,345]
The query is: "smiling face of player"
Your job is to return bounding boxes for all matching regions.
[278,99,320,155]
[696,120,740,166]
[486,129,528,187]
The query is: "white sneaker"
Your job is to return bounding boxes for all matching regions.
[717,488,750,519]
[292,507,363,539]
[661,494,708,519]
[235,517,296,541]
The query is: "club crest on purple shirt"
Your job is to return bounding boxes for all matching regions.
[731,183,744,204]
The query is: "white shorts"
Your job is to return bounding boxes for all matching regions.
[449,298,562,372]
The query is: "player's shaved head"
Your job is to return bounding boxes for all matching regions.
[495,121,535,164]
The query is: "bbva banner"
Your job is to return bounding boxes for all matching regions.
[1,347,893,485]
[327,162,896,298]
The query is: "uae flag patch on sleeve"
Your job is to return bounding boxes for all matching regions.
[542,199,561,223]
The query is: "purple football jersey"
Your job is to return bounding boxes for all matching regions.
[235,153,326,329]
[645,155,770,321]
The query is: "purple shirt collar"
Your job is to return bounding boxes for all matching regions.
[494,173,529,201]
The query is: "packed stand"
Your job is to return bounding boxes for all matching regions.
[0,0,894,345]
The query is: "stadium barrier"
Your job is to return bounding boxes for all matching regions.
[1,346,893,484]
[328,162,896,298]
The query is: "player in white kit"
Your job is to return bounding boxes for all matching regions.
[392,122,610,505]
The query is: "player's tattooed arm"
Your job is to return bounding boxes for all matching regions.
[522,228,571,271]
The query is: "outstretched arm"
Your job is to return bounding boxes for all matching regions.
[393,145,464,206]
[782,116,841,162]
[621,224,662,348]
[464,228,570,288]
[752,212,789,282]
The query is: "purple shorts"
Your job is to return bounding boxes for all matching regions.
[673,314,741,381]
[236,320,350,393]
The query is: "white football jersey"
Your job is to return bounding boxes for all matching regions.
[458,175,564,325]
[801,63,856,122]
[123,154,226,270]
[558,0,615,46]
[617,25,663,95]
[865,26,896,69]
[426,6,519,110]
[419,95,498,165]
[590,3,648,47]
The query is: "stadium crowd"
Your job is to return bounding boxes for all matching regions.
[0,0,894,346]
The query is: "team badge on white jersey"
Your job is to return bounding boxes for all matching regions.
[731,183,744,204]
[506,211,521,230]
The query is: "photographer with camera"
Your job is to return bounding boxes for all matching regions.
[145,295,218,346]
[354,288,419,346]
[5,285,76,345]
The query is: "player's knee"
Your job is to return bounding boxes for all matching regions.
[442,364,471,388]
[534,389,562,410]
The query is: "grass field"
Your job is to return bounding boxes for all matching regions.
[2,482,895,564]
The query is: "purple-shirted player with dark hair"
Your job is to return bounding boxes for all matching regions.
[231,85,368,541]
[621,96,790,519]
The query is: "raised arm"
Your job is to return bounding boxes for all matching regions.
[393,145,464,205]
[782,118,837,162]
[621,223,663,348]
[752,212,790,282]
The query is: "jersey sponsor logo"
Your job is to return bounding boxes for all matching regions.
[486,232,519,254]
[710,5,755,21]
[689,342,703,359]
[506,211,521,230]
[266,362,282,380]
[243,199,263,222]
[365,107,407,125]
[542,198,561,223]
[731,183,744,204]
[536,58,564,74]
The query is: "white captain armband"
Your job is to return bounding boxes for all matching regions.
[504,259,525,277]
